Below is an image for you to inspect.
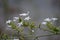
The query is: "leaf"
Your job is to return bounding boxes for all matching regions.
[19,18,22,22]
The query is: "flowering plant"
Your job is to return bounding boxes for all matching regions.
[0,11,60,40]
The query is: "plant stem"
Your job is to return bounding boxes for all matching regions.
[34,34,60,40]
[17,31,24,40]
[17,31,20,40]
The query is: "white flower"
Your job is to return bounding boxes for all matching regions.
[13,17,19,20]
[41,22,47,25]
[19,13,29,16]
[19,11,29,16]
[6,20,11,24]
[13,39,19,40]
[51,18,58,21]
[44,18,51,22]
[17,22,23,27]
[13,17,19,21]
[32,30,34,32]
[24,16,31,20]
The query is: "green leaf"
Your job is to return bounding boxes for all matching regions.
[19,18,22,22]
[52,27,60,34]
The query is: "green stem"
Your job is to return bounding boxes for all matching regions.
[34,34,60,40]
[17,31,20,40]
[17,31,24,40]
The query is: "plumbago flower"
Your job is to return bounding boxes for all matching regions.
[6,20,12,27]
[17,22,23,27]
[6,11,31,29]
[44,18,51,22]
[6,20,11,24]
[41,22,47,25]
[19,11,31,21]
[42,18,58,25]
[24,16,31,20]
[51,18,58,21]
[19,11,29,16]
[13,17,19,21]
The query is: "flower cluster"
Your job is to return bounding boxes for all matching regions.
[6,11,32,40]
[41,18,58,25]
[6,11,31,28]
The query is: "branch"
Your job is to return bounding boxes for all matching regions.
[34,34,60,40]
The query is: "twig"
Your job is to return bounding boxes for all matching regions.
[34,34,60,40]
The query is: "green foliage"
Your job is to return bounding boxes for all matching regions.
[9,22,17,29]
[46,22,54,29]
[46,22,60,34]
[23,21,29,27]
[19,18,22,23]
[29,22,36,29]
[0,33,9,40]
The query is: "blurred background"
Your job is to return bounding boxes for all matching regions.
[0,0,60,40]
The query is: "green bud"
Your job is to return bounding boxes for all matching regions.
[46,22,54,30]
[9,22,17,29]
[30,22,35,29]
[23,21,29,27]
[17,27,24,32]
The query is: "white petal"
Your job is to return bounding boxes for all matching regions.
[32,30,34,32]
[19,11,29,16]
[51,18,58,21]
[44,18,51,22]
[24,16,31,20]
[6,20,11,24]
[13,17,19,20]
[13,17,19,21]
[17,22,23,27]
[41,22,47,25]
[19,13,29,16]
